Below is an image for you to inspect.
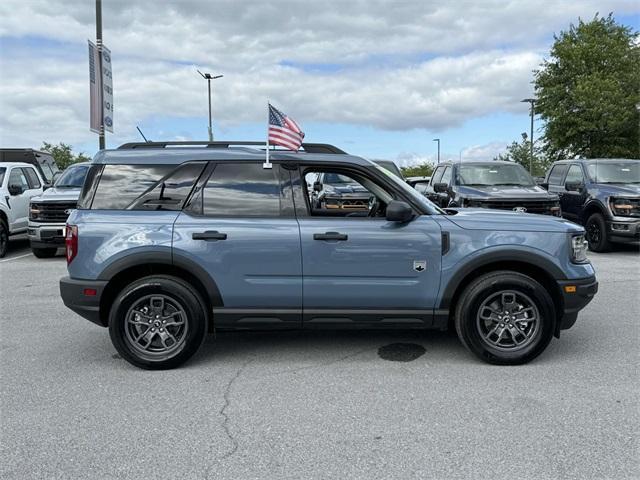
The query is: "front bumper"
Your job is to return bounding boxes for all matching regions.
[60,276,108,327]
[606,217,640,243]
[556,275,598,333]
[28,222,66,248]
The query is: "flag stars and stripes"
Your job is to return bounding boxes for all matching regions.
[268,104,305,151]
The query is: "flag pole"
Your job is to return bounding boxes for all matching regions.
[263,100,272,169]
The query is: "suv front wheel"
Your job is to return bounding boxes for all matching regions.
[109,275,208,370]
[455,271,555,365]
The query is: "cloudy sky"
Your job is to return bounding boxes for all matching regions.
[0,1,638,166]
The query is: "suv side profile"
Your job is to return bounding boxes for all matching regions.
[0,162,45,257]
[425,161,561,215]
[60,141,597,370]
[544,159,639,252]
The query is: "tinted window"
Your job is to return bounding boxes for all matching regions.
[9,168,30,190]
[548,164,568,185]
[564,165,584,184]
[201,163,281,217]
[55,165,89,188]
[91,165,174,209]
[0,167,5,186]
[130,162,205,211]
[440,166,452,185]
[77,165,103,209]
[23,167,41,189]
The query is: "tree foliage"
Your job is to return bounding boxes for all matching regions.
[401,162,435,178]
[534,14,640,160]
[41,142,91,170]
[494,133,551,177]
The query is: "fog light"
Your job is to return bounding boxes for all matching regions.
[611,223,629,231]
[564,285,577,293]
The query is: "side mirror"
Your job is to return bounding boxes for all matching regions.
[313,181,323,192]
[8,184,24,196]
[433,182,448,193]
[386,200,413,223]
[565,181,583,192]
[539,182,549,190]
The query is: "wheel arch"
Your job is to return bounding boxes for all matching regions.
[97,252,222,329]
[579,200,608,225]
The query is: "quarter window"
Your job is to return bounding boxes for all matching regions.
[91,165,174,209]
[548,164,568,185]
[201,163,281,217]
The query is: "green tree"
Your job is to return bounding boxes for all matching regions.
[401,163,435,178]
[534,14,640,160]
[494,133,551,176]
[41,142,91,170]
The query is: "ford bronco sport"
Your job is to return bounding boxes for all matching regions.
[59,141,597,369]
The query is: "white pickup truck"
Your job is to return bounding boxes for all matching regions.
[0,162,45,257]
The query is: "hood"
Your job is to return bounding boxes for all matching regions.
[591,183,640,196]
[31,187,82,203]
[456,184,557,200]
[443,208,582,233]
[326,183,369,194]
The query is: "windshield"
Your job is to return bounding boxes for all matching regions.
[54,164,90,188]
[373,164,443,214]
[587,161,640,184]
[457,163,535,186]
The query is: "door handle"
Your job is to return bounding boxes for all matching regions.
[313,231,348,241]
[192,231,227,241]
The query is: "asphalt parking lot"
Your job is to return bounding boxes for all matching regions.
[1,238,638,480]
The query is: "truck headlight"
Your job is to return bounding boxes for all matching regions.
[609,197,635,217]
[570,234,589,263]
[29,207,40,220]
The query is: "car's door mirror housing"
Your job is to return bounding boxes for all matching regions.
[565,181,583,192]
[386,200,413,223]
[433,182,448,193]
[539,182,549,190]
[313,181,323,192]
[8,184,24,196]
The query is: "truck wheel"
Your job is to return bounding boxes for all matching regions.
[32,247,58,258]
[585,213,611,252]
[455,271,555,365]
[0,219,7,258]
[108,275,208,370]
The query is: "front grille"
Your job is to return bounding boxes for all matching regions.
[475,200,557,215]
[31,202,76,223]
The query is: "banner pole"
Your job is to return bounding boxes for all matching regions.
[263,100,272,169]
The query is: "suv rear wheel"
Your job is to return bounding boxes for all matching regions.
[109,275,208,370]
[0,219,8,258]
[585,213,612,252]
[455,271,555,365]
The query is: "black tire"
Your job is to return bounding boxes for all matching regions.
[455,271,556,365]
[108,275,208,370]
[585,213,611,252]
[32,247,58,258]
[0,219,8,258]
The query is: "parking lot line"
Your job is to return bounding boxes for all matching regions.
[0,253,32,263]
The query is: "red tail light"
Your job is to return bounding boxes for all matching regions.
[65,224,78,264]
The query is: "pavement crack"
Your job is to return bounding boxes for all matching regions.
[204,357,253,478]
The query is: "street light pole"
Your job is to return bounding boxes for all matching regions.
[96,0,105,150]
[433,138,440,164]
[521,98,536,174]
[197,70,223,141]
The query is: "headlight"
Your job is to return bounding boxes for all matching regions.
[549,202,561,216]
[609,197,634,217]
[570,234,589,263]
[29,207,40,220]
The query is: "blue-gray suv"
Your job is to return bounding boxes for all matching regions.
[59,141,598,369]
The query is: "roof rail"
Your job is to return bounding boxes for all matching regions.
[117,141,347,154]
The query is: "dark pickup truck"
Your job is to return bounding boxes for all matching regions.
[424,161,561,216]
[544,158,639,252]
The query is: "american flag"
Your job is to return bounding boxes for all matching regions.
[268,104,305,151]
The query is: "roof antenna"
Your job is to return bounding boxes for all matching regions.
[136,126,151,143]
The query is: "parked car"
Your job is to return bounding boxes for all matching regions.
[28,162,90,258]
[0,162,45,257]
[0,148,60,188]
[424,161,561,215]
[308,171,372,211]
[543,158,640,252]
[60,141,597,370]
[407,176,431,196]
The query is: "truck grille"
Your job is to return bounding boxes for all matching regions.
[30,202,76,223]
[473,200,559,215]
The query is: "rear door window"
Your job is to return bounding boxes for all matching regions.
[199,163,282,217]
[548,164,568,185]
